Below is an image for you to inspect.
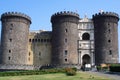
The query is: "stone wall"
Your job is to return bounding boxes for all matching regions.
[28,30,52,66]
[0,64,34,70]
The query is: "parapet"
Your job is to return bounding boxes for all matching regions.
[51,11,79,23]
[1,12,31,23]
[93,12,119,19]
[51,11,79,19]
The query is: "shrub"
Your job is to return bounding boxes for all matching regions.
[109,64,120,72]
[72,67,77,72]
[96,66,101,71]
[102,66,109,71]
[65,68,76,76]
[96,66,109,71]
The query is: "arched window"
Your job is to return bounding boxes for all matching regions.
[82,33,90,40]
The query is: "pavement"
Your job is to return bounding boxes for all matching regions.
[86,71,120,80]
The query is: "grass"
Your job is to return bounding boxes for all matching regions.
[0,71,112,80]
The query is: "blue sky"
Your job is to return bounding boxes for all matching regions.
[0,0,120,61]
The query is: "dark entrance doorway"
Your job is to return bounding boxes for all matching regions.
[82,54,91,65]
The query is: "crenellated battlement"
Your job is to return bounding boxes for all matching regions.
[93,12,119,19]
[1,12,31,22]
[51,11,79,19]
[51,11,79,23]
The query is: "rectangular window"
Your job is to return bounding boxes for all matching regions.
[65,39,67,43]
[8,57,11,60]
[29,39,31,42]
[9,38,12,42]
[65,29,68,32]
[108,29,111,33]
[10,24,13,30]
[109,50,112,55]
[32,39,34,42]
[65,50,68,56]
[9,50,11,53]
[29,52,31,56]
[38,39,40,42]
[10,28,13,30]
[41,39,43,42]
[44,39,46,42]
[39,52,41,56]
[108,40,111,43]
[35,39,37,42]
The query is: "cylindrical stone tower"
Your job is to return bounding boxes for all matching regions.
[93,12,119,65]
[51,11,79,66]
[0,12,31,65]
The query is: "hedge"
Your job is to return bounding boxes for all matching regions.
[0,68,77,76]
[96,66,108,71]
[109,64,120,72]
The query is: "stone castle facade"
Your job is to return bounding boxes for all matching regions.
[0,11,119,70]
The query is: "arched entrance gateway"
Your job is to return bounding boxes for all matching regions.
[82,54,91,65]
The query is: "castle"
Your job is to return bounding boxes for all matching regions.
[0,11,119,70]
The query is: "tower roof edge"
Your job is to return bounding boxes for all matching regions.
[51,11,79,19]
[92,12,119,19]
[1,12,31,23]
